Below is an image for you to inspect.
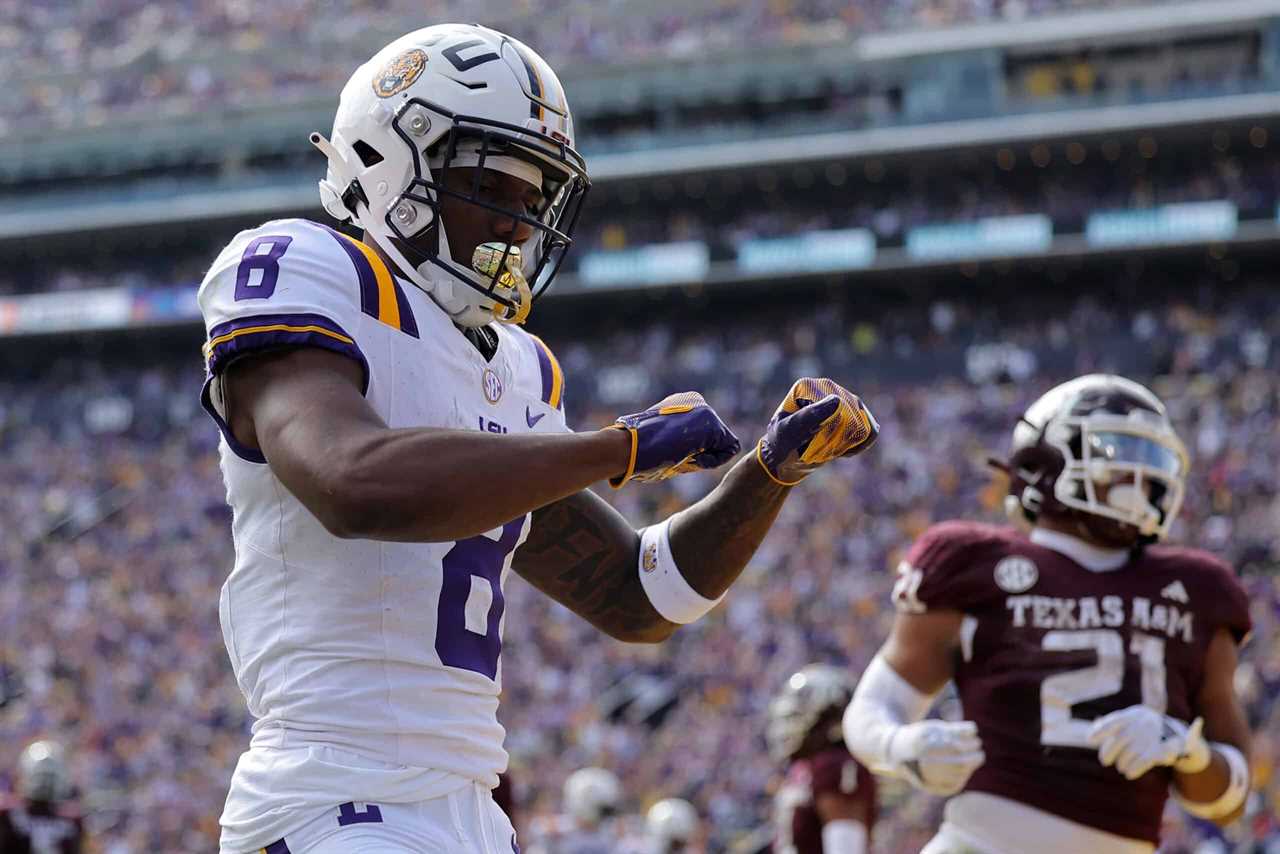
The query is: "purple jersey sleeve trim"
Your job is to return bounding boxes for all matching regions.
[200,377,267,464]
[264,839,292,854]
[200,312,370,464]
[203,312,369,391]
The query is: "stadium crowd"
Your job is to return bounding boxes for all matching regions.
[3,137,1278,298]
[0,269,1277,852]
[0,0,1201,138]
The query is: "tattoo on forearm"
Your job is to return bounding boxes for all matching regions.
[514,492,665,637]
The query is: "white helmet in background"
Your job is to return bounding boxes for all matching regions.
[17,740,72,802]
[766,664,853,762]
[312,23,590,327]
[563,766,622,826]
[646,798,699,849]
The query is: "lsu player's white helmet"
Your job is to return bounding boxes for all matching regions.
[563,766,622,826]
[646,798,699,848]
[312,23,590,327]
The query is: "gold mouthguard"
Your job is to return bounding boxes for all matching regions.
[472,243,531,325]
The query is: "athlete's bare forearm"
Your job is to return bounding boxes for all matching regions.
[334,426,634,542]
[230,347,633,542]
[513,489,666,641]
[1172,627,1252,823]
[667,453,791,598]
[1173,751,1236,807]
[514,454,794,642]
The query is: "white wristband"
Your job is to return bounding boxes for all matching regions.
[1173,742,1249,820]
[821,819,868,854]
[637,519,723,624]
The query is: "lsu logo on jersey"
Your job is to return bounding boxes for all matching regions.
[373,48,428,98]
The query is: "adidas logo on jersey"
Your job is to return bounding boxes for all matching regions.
[1160,580,1189,603]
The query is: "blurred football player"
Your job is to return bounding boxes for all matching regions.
[843,374,1252,854]
[645,797,702,853]
[0,740,83,854]
[527,767,628,854]
[770,665,877,853]
[197,22,880,854]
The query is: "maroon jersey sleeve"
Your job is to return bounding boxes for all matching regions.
[0,807,22,854]
[892,521,1008,615]
[810,748,877,832]
[1186,550,1251,644]
[776,748,876,854]
[809,749,857,797]
[58,806,84,854]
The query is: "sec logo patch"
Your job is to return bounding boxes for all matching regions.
[994,556,1038,593]
[482,368,503,404]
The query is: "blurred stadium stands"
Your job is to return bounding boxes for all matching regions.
[2,2,1279,852]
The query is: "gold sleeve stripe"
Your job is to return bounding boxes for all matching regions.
[530,333,565,410]
[202,323,356,362]
[338,233,402,331]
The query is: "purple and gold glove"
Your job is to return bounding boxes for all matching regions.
[756,378,879,486]
[610,391,741,487]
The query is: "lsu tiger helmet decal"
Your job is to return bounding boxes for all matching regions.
[312,24,590,327]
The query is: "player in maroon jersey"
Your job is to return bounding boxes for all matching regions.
[843,374,1253,854]
[0,741,84,854]
[769,665,877,853]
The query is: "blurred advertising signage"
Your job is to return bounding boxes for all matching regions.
[0,287,134,335]
[578,241,710,288]
[1086,201,1237,247]
[736,228,876,273]
[906,215,1052,261]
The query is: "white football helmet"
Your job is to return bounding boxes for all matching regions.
[17,740,72,801]
[1000,374,1188,542]
[646,798,699,848]
[766,664,854,762]
[312,23,590,327]
[563,766,622,826]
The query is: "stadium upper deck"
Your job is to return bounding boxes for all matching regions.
[2,0,1193,138]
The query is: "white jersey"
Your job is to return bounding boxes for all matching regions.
[198,218,570,853]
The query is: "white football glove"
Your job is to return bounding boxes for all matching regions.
[1086,706,1211,781]
[885,720,986,796]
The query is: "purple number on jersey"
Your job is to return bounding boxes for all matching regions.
[234,235,294,300]
[435,519,524,680]
[337,801,383,827]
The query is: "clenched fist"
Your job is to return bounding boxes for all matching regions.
[609,391,741,487]
[756,378,879,486]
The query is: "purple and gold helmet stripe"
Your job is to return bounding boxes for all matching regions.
[319,225,420,338]
[510,42,546,121]
[528,333,564,410]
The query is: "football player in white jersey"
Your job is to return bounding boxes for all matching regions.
[199,23,880,854]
